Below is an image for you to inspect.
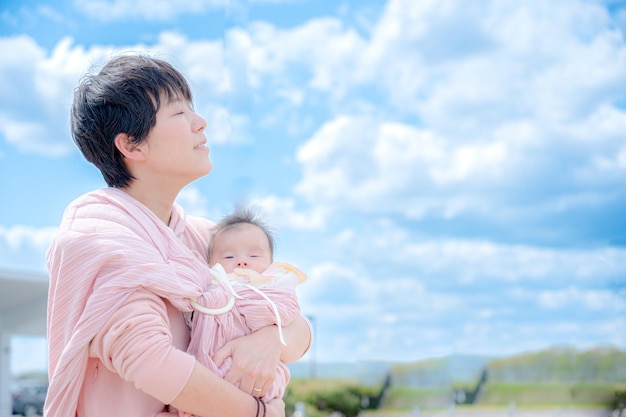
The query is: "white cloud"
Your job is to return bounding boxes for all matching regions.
[0,225,57,271]
[294,104,626,222]
[536,287,625,311]
[37,5,66,24]
[0,225,57,251]
[0,35,131,157]
[356,0,626,127]
[229,0,626,227]
[297,225,626,360]
[300,261,372,306]
[195,103,239,145]
[73,0,227,21]
[354,225,626,287]
[247,18,366,94]
[0,32,240,154]
[0,35,64,155]
[594,146,626,173]
[250,195,328,230]
[154,32,227,95]
[294,115,503,217]
[177,186,210,218]
[0,116,70,157]
[72,0,303,22]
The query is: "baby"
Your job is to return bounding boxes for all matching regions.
[184,206,306,408]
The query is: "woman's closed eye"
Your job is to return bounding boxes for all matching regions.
[170,102,187,116]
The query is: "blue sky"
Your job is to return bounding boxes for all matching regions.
[1,0,626,375]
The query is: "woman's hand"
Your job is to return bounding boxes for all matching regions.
[213,325,282,397]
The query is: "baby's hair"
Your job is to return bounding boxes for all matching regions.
[208,206,276,262]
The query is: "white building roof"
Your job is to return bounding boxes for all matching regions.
[0,267,48,335]
[0,267,48,417]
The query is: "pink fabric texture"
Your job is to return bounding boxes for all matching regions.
[186,263,303,404]
[45,187,219,417]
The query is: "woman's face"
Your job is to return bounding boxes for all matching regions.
[138,95,211,188]
[209,223,273,274]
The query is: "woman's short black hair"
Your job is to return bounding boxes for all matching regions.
[71,54,193,187]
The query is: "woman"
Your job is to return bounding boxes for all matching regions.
[45,54,312,417]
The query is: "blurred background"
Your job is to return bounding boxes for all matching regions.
[1,0,625,414]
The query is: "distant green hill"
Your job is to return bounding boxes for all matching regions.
[384,345,626,408]
[287,345,626,410]
[389,354,488,387]
[486,345,626,383]
[386,345,626,387]
[289,345,626,386]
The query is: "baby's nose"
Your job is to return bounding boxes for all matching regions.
[236,259,249,267]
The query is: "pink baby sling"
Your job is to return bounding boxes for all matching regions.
[184,263,302,405]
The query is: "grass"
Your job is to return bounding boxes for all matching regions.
[286,378,623,415]
[479,382,624,406]
[382,386,454,410]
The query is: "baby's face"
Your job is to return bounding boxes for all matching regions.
[209,223,272,274]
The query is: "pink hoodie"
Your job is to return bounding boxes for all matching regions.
[46,188,218,417]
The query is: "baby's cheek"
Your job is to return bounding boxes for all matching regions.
[222,261,236,273]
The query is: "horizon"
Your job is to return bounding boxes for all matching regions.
[11,340,625,378]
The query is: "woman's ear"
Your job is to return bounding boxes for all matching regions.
[114,133,145,161]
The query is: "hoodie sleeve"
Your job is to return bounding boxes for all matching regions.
[89,289,197,404]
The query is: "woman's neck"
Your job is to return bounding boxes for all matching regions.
[120,184,176,226]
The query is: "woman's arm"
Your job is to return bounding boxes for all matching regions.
[92,290,286,417]
[213,315,312,396]
[280,315,313,363]
[172,362,285,417]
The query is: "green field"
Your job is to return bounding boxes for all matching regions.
[287,379,623,413]
[479,382,623,406]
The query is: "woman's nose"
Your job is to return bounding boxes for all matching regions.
[194,113,207,133]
